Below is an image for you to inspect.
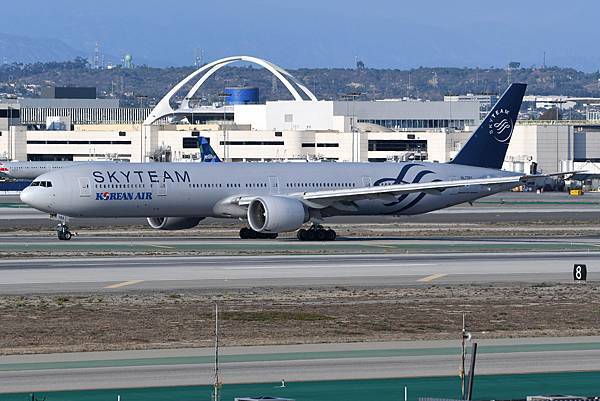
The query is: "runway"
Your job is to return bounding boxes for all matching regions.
[0,250,598,294]
[2,337,600,392]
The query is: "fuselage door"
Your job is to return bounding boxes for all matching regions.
[268,176,280,195]
[157,181,167,196]
[78,177,91,197]
[362,176,372,187]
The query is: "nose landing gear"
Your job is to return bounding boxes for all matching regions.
[56,223,72,241]
[297,224,336,241]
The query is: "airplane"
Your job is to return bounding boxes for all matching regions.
[0,137,220,180]
[0,160,94,180]
[22,83,547,241]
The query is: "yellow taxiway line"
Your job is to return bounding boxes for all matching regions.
[417,273,448,283]
[104,280,145,289]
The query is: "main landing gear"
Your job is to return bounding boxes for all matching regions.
[239,227,278,239]
[56,223,72,241]
[297,225,336,241]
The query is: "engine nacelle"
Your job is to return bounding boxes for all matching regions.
[147,217,204,230]
[247,196,308,233]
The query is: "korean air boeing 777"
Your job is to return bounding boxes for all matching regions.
[21,83,543,241]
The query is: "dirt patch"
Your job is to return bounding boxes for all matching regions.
[1,283,599,355]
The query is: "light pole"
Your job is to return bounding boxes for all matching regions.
[136,95,148,162]
[547,99,565,172]
[185,96,201,126]
[342,92,361,162]
[5,94,18,161]
[218,93,231,161]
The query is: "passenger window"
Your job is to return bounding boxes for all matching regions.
[47,182,52,188]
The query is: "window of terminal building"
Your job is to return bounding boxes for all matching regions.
[26,140,131,145]
[220,141,284,146]
[182,137,198,148]
[368,140,427,152]
[301,143,340,148]
[0,109,20,118]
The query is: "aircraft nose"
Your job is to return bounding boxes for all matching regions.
[20,187,36,207]
[20,186,49,211]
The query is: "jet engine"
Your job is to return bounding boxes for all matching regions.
[247,196,308,233]
[147,217,204,230]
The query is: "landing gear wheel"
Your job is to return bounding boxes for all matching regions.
[56,223,72,241]
[297,229,307,241]
[317,229,327,241]
[296,225,337,242]
[326,229,336,241]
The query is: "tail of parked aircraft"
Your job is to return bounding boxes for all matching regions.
[199,137,222,163]
[450,83,527,169]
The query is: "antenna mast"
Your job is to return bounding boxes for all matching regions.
[212,303,221,401]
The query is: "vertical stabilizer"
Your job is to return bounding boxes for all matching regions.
[199,137,222,163]
[450,83,527,169]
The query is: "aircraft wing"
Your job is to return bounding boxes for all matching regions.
[521,170,583,180]
[237,175,523,209]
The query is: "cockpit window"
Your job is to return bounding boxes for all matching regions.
[30,181,52,187]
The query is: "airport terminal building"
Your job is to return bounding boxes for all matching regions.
[1,56,600,179]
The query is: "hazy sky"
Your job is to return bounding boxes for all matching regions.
[4,0,599,70]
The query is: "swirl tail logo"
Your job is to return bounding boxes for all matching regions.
[489,115,513,143]
[494,119,511,134]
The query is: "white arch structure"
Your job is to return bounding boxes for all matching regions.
[144,55,318,125]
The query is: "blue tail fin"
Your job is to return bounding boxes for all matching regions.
[450,83,526,169]
[199,137,222,162]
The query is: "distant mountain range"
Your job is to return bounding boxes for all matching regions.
[3,58,600,109]
[0,32,84,64]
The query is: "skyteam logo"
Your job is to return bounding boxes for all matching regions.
[95,192,153,201]
[488,108,513,143]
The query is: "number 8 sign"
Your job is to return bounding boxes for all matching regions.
[573,264,587,282]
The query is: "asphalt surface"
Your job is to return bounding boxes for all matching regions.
[0,250,598,294]
[1,192,599,393]
[2,337,600,392]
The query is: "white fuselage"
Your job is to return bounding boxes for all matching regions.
[20,161,518,219]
